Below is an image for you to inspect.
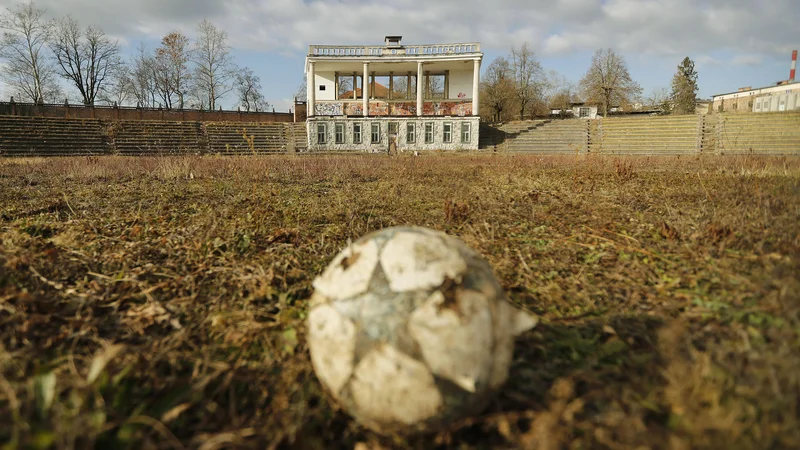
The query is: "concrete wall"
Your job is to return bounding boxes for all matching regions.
[306,116,480,152]
[712,82,800,113]
[0,101,294,123]
[314,72,337,101]
[448,69,474,100]
[754,92,800,112]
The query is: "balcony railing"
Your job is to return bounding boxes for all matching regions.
[308,43,481,58]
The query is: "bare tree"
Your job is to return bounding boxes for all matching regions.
[0,0,60,103]
[191,19,234,110]
[153,31,191,109]
[579,48,642,116]
[234,67,269,112]
[295,74,306,102]
[96,62,131,106]
[546,70,578,118]
[510,42,545,120]
[644,86,672,114]
[50,15,121,105]
[481,56,514,122]
[338,75,353,98]
[125,43,157,107]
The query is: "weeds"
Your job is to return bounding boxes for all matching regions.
[0,154,799,449]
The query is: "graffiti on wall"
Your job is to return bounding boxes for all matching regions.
[422,101,472,116]
[315,102,343,116]
[391,103,417,115]
[313,100,472,117]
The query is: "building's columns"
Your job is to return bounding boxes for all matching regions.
[352,72,357,100]
[363,62,369,117]
[445,70,450,99]
[472,59,481,116]
[334,71,339,100]
[308,61,316,117]
[416,61,423,116]
[388,72,394,100]
[407,72,412,100]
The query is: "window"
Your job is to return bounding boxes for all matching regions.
[443,122,452,143]
[319,85,326,91]
[353,123,362,144]
[461,122,471,143]
[371,122,381,143]
[317,123,326,144]
[388,122,399,135]
[579,107,590,118]
[406,122,416,143]
[424,122,434,144]
[335,123,344,144]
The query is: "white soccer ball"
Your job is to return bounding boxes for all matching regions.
[306,226,538,434]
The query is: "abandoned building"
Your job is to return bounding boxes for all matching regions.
[711,50,800,113]
[304,36,483,152]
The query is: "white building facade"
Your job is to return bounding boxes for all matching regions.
[711,82,800,113]
[305,36,483,152]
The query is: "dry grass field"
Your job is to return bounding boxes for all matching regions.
[1,154,799,450]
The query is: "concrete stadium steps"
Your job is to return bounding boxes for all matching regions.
[110,121,205,155]
[287,123,308,152]
[0,116,109,156]
[477,124,506,150]
[505,120,589,154]
[713,113,800,154]
[590,116,700,154]
[479,120,551,151]
[205,122,291,154]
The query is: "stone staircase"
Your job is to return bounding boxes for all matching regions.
[205,122,293,154]
[0,116,310,156]
[0,116,109,156]
[109,121,206,155]
[287,123,308,152]
[480,120,589,153]
[711,113,800,154]
[590,115,700,155]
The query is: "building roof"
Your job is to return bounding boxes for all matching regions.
[712,81,800,99]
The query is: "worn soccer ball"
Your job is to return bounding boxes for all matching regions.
[306,226,538,434]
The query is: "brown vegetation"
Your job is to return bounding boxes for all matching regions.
[1,154,799,449]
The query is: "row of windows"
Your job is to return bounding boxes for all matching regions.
[317,122,471,145]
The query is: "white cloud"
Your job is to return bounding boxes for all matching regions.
[731,54,763,66]
[3,0,796,59]
[1,0,797,103]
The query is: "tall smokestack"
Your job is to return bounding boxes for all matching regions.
[791,50,798,83]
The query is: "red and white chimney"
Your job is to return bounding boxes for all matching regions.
[791,50,797,83]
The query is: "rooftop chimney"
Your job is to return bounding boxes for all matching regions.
[791,50,797,83]
[385,36,403,48]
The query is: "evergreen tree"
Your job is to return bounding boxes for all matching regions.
[670,57,698,115]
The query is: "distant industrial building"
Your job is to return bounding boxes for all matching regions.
[712,50,800,113]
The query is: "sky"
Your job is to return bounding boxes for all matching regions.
[1,0,797,112]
